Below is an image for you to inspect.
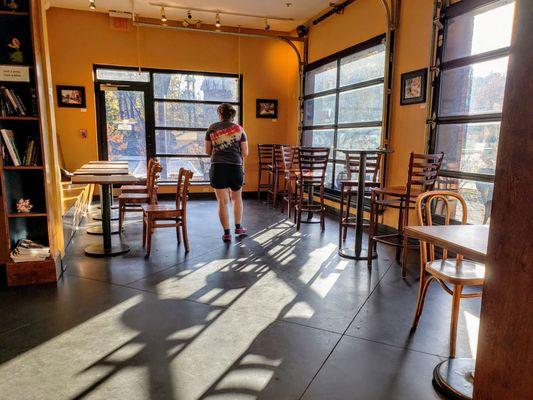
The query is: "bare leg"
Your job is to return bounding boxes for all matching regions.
[214,188,231,230]
[230,188,243,225]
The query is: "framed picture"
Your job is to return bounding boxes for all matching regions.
[256,99,278,119]
[400,68,427,105]
[56,85,86,108]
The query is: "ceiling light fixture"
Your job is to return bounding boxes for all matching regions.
[160,6,167,22]
[264,17,270,30]
[215,13,221,28]
[89,0,96,10]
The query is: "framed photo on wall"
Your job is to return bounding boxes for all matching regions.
[56,85,86,108]
[256,99,278,119]
[400,69,427,105]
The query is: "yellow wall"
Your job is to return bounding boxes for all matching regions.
[306,0,434,226]
[46,8,300,192]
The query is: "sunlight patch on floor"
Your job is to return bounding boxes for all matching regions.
[463,309,480,357]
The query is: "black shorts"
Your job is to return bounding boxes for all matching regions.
[209,163,244,191]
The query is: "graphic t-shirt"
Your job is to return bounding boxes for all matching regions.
[205,121,247,165]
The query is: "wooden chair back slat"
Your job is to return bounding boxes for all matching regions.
[258,144,276,164]
[406,152,444,198]
[344,152,382,183]
[297,147,330,182]
[148,162,162,204]
[175,168,194,211]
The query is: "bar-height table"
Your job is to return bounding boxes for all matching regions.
[335,148,391,260]
[405,224,488,400]
[73,162,137,257]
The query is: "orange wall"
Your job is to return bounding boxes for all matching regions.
[46,7,300,192]
[306,0,434,225]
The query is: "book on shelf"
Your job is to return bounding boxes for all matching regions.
[0,128,39,166]
[0,86,28,117]
[10,239,50,263]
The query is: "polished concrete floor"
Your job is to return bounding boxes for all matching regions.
[0,199,481,399]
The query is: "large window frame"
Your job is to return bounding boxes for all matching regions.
[302,34,387,193]
[428,0,514,223]
[94,65,243,183]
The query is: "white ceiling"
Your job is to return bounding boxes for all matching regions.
[48,0,332,31]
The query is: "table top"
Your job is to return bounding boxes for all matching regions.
[88,160,128,165]
[405,225,488,263]
[334,148,393,155]
[72,162,136,184]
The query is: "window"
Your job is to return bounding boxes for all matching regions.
[95,67,242,183]
[430,0,514,224]
[303,36,386,191]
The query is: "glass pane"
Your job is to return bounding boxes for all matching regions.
[336,127,382,159]
[302,129,334,152]
[159,157,210,182]
[436,122,499,174]
[325,162,334,189]
[436,177,493,224]
[304,94,336,126]
[155,130,206,155]
[96,69,150,82]
[155,102,239,128]
[338,84,383,124]
[438,57,508,117]
[104,90,146,177]
[305,61,337,95]
[340,44,385,86]
[154,73,239,102]
[444,0,515,62]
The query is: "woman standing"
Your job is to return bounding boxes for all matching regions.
[205,103,249,241]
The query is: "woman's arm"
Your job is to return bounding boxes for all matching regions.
[240,140,249,158]
[205,140,212,156]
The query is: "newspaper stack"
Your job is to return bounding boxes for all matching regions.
[10,239,50,263]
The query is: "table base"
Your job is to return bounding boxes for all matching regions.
[92,212,119,221]
[338,248,377,260]
[86,225,121,235]
[84,243,130,257]
[433,358,474,400]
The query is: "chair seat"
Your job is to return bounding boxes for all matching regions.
[122,185,147,191]
[142,204,182,213]
[426,259,485,285]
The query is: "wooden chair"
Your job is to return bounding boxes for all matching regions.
[120,158,157,194]
[118,161,161,232]
[280,145,299,218]
[295,147,330,231]
[142,168,193,256]
[338,152,383,247]
[367,152,444,277]
[257,144,275,201]
[411,190,485,358]
[266,144,287,207]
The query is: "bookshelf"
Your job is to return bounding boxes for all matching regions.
[0,0,57,286]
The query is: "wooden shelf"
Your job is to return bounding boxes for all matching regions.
[0,10,29,16]
[8,212,48,218]
[2,166,43,170]
[0,116,39,121]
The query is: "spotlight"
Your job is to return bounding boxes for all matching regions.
[160,6,167,22]
[89,0,95,10]
[182,19,189,27]
[215,13,221,28]
[264,17,270,30]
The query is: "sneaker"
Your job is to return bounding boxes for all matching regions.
[222,233,232,242]
[235,227,248,236]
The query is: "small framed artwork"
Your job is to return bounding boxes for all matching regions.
[400,68,427,105]
[56,85,86,108]
[256,99,278,119]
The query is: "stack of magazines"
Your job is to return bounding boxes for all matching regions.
[10,239,50,263]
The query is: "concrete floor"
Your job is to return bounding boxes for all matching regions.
[0,199,481,399]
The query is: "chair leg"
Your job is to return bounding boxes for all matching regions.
[367,193,377,266]
[296,183,303,230]
[449,284,463,358]
[412,274,434,330]
[339,187,345,248]
[182,217,190,253]
[273,172,279,208]
[142,212,146,247]
[257,167,262,201]
[320,186,325,231]
[118,200,124,232]
[145,216,153,256]
[343,193,351,241]
[402,234,409,278]
[176,218,182,244]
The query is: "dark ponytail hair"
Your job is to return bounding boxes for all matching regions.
[218,103,237,122]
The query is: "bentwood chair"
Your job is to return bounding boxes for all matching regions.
[411,190,485,358]
[257,144,276,201]
[120,158,157,194]
[367,152,444,276]
[338,152,383,247]
[118,161,161,232]
[295,147,330,231]
[142,168,193,256]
